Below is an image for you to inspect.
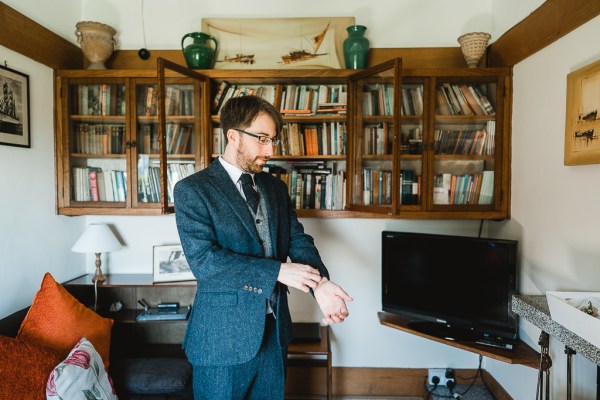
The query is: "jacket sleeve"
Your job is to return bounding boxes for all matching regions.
[174,176,281,300]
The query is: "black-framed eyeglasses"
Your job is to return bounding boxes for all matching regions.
[234,128,281,146]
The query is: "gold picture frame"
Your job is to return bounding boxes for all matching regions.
[200,17,354,69]
[565,58,600,165]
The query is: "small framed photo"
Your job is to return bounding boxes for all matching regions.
[153,244,194,283]
[0,65,30,148]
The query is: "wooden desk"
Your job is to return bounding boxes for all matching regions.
[287,326,332,400]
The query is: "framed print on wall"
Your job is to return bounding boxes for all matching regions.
[201,17,354,69]
[153,244,194,283]
[564,58,600,165]
[0,65,30,148]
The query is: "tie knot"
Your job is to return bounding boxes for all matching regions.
[240,173,259,214]
[240,173,254,187]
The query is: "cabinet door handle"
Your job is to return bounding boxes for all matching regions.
[125,141,137,149]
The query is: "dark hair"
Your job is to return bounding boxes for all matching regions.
[220,95,283,142]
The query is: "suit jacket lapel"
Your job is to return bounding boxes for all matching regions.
[206,161,260,244]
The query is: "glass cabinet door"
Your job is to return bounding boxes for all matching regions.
[155,58,209,213]
[67,80,129,208]
[134,80,197,208]
[431,78,501,209]
[348,58,416,215]
[398,80,425,209]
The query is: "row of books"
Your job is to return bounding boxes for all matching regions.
[138,123,193,155]
[363,123,393,155]
[212,82,348,116]
[361,84,424,117]
[266,163,346,210]
[213,83,277,113]
[72,167,127,202]
[280,84,347,115]
[434,121,496,155]
[73,124,126,154]
[436,83,495,116]
[432,170,494,205]
[137,161,196,203]
[137,85,195,117]
[362,168,393,205]
[278,122,346,156]
[361,169,421,205]
[212,122,347,157]
[75,84,126,117]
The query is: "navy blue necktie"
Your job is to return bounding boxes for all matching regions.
[240,173,259,213]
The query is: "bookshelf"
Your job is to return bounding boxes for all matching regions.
[55,65,208,215]
[55,59,511,219]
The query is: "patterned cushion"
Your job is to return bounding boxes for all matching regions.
[17,272,114,370]
[46,338,117,400]
[0,335,63,400]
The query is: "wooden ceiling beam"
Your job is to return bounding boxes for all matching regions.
[488,0,600,67]
[0,2,82,70]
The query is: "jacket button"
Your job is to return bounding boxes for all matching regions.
[253,287,258,293]
[243,285,248,291]
[248,286,253,291]
[258,288,263,294]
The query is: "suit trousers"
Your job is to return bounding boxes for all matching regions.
[192,314,287,400]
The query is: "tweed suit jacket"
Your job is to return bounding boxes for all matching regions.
[174,159,329,367]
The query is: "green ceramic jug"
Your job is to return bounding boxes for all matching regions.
[181,32,218,69]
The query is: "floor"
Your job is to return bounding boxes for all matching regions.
[286,384,496,399]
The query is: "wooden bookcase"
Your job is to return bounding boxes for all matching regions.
[54,59,511,219]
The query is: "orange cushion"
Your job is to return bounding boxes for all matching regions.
[0,335,63,400]
[17,272,114,370]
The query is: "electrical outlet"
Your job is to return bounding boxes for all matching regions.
[428,368,455,386]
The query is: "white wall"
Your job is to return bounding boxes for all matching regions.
[80,0,493,50]
[489,14,600,400]
[0,44,84,318]
[7,0,599,398]
[491,0,544,40]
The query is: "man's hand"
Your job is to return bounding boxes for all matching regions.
[314,277,353,325]
[277,263,322,293]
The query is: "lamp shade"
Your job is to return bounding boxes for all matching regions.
[71,223,122,254]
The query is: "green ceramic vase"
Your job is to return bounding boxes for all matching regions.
[181,32,218,69]
[343,25,369,69]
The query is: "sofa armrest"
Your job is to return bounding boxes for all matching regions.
[0,307,29,338]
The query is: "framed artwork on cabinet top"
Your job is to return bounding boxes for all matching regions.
[0,65,30,148]
[153,244,194,283]
[565,58,600,165]
[201,17,354,69]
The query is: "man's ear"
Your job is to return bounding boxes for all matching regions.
[226,128,238,145]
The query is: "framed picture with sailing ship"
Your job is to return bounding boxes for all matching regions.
[0,64,30,148]
[201,17,354,69]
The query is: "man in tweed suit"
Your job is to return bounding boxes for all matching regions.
[174,95,352,399]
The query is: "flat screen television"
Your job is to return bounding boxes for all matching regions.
[382,231,518,347]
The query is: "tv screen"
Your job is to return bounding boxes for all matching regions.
[382,231,518,346]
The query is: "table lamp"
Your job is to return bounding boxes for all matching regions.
[72,223,122,283]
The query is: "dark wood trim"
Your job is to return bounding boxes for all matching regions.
[108,47,468,70]
[0,2,82,69]
[285,366,511,399]
[488,0,600,67]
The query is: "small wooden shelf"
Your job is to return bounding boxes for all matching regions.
[378,311,539,368]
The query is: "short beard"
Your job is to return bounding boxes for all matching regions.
[235,141,268,174]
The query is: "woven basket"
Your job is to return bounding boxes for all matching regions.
[457,32,491,68]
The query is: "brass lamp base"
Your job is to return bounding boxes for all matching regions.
[92,252,106,283]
